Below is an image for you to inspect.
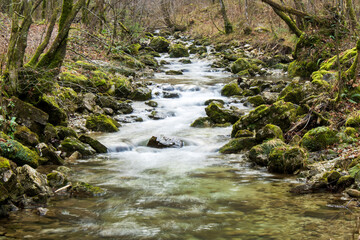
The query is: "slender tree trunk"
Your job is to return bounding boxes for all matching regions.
[219,0,233,34]
[35,0,85,71]
[346,0,359,29]
[293,0,305,29]
[5,0,43,94]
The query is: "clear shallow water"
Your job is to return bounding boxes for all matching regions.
[1,53,360,239]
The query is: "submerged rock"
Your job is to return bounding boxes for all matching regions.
[165,70,183,75]
[70,182,105,197]
[147,135,184,149]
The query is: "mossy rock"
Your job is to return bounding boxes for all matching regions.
[90,70,111,92]
[311,70,334,87]
[0,157,11,170]
[60,137,96,156]
[231,100,297,137]
[56,126,78,140]
[268,146,307,174]
[70,182,105,197]
[14,126,39,147]
[221,81,242,97]
[0,139,39,168]
[248,95,265,107]
[300,126,340,151]
[345,111,360,128]
[278,81,306,104]
[79,135,107,153]
[234,129,254,138]
[320,47,357,71]
[344,127,357,138]
[129,43,141,55]
[249,139,287,166]
[43,123,59,143]
[324,171,341,185]
[336,175,354,190]
[17,164,52,198]
[219,137,257,154]
[86,114,120,132]
[205,102,240,124]
[288,60,318,78]
[35,94,68,126]
[190,117,215,128]
[114,76,134,98]
[255,124,284,143]
[47,170,68,188]
[349,164,360,182]
[59,72,89,92]
[231,58,251,74]
[169,44,189,58]
[166,70,183,75]
[139,54,159,67]
[75,60,98,70]
[9,97,49,136]
[149,36,170,53]
[129,87,152,101]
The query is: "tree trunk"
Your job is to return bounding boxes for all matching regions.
[160,0,174,29]
[293,0,305,29]
[273,8,303,37]
[35,0,85,71]
[219,0,233,34]
[5,0,43,94]
[346,0,359,29]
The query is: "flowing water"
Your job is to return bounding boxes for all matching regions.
[1,51,360,240]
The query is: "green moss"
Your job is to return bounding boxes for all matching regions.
[0,139,39,168]
[288,60,318,78]
[345,111,360,127]
[79,135,107,153]
[255,124,284,142]
[75,60,97,70]
[249,139,286,166]
[248,95,265,107]
[190,117,214,128]
[0,157,10,170]
[129,43,141,55]
[60,137,96,156]
[14,126,40,147]
[129,87,152,101]
[231,100,297,136]
[149,37,170,53]
[344,127,357,137]
[231,58,250,74]
[205,102,239,124]
[139,55,159,67]
[169,44,189,58]
[268,146,307,174]
[59,72,88,92]
[311,70,333,87]
[300,126,339,151]
[219,137,257,154]
[320,48,357,71]
[36,94,68,126]
[221,81,242,97]
[56,126,78,140]
[86,114,120,132]
[113,76,134,97]
[234,129,254,138]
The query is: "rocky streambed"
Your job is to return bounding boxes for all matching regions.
[0,33,360,239]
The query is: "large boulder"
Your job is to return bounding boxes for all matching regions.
[0,137,39,168]
[219,137,257,154]
[35,94,68,126]
[114,77,135,98]
[205,102,242,124]
[147,135,184,149]
[248,139,287,166]
[268,146,307,174]
[86,114,120,132]
[231,100,297,137]
[221,81,242,97]
[56,126,78,140]
[169,44,189,58]
[59,137,96,157]
[8,97,49,135]
[150,36,170,53]
[300,126,340,152]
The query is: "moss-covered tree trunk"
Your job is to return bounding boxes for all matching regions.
[346,0,359,30]
[219,0,233,34]
[35,0,85,72]
[5,0,43,95]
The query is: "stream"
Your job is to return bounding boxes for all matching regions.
[1,47,359,239]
